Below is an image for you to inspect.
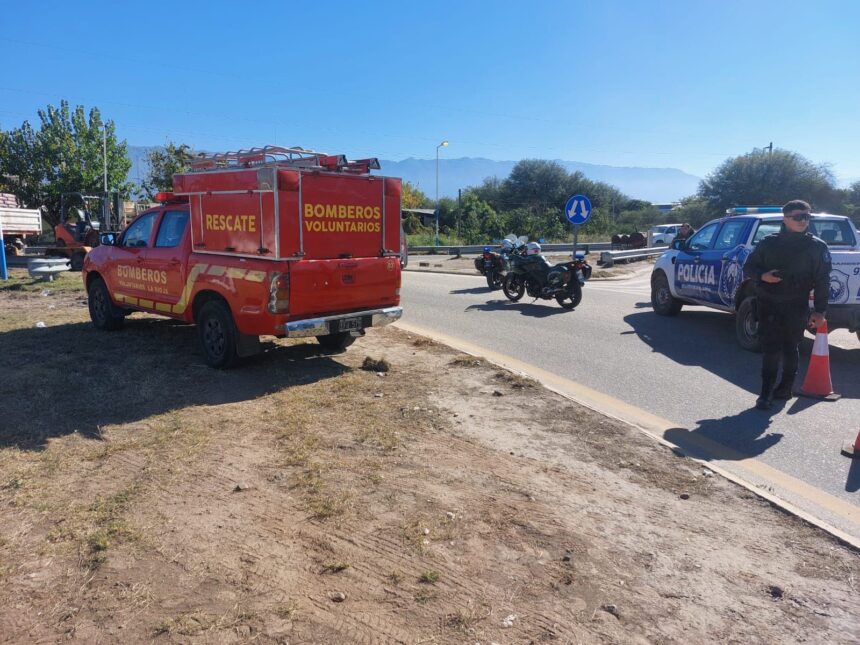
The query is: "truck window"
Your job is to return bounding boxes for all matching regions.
[687,222,719,250]
[752,220,781,245]
[155,210,189,248]
[713,220,748,250]
[809,219,855,246]
[122,213,157,248]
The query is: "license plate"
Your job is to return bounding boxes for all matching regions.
[337,317,362,332]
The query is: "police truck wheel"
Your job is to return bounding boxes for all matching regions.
[198,300,239,368]
[316,332,356,352]
[556,282,583,309]
[88,278,124,331]
[503,274,525,301]
[735,297,762,352]
[651,272,682,316]
[486,271,503,290]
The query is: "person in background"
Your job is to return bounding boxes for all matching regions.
[676,222,695,241]
[742,200,831,410]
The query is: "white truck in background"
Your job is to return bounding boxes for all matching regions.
[1,201,43,257]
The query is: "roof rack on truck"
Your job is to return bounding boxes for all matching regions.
[190,145,381,175]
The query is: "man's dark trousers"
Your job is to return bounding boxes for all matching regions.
[757,298,808,388]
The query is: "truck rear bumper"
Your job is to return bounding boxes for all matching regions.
[283,306,403,338]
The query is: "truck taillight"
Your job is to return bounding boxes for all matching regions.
[268,273,290,313]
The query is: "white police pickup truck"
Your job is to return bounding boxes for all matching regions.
[650,207,860,350]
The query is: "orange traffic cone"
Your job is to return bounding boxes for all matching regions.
[842,429,860,458]
[798,321,841,401]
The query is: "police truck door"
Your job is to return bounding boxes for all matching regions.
[674,221,720,303]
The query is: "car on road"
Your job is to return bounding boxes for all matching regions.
[650,207,860,350]
[647,223,683,247]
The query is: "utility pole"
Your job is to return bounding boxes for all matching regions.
[457,188,461,241]
[766,141,773,155]
[103,126,108,191]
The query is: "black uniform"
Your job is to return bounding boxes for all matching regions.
[743,229,831,397]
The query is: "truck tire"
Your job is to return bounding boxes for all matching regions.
[735,297,761,352]
[88,277,125,331]
[198,300,239,368]
[316,332,357,352]
[651,272,682,316]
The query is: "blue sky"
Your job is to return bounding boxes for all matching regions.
[2,0,859,182]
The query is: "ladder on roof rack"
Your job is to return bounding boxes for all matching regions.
[189,145,382,174]
[190,145,327,171]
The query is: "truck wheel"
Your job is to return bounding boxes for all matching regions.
[651,272,682,316]
[88,278,125,331]
[316,332,357,352]
[735,297,762,352]
[198,300,239,368]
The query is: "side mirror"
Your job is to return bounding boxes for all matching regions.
[671,238,686,251]
[99,232,116,246]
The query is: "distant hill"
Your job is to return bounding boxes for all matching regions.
[127,146,701,203]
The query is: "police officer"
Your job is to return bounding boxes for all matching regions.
[743,200,831,410]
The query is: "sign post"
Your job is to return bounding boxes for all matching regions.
[564,194,592,258]
[0,218,7,281]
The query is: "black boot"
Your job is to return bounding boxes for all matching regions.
[756,376,776,410]
[773,373,796,400]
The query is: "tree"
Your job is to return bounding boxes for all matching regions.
[140,143,195,199]
[457,193,498,244]
[698,148,839,214]
[0,101,132,226]
[401,180,430,209]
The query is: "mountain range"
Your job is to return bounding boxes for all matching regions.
[127,146,702,203]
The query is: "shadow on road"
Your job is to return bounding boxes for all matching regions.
[464,299,578,318]
[623,309,860,400]
[450,286,497,295]
[0,318,350,451]
[664,408,783,461]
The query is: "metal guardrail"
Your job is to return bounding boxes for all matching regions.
[410,242,613,255]
[598,247,668,267]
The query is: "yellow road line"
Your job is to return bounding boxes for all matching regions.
[396,321,860,549]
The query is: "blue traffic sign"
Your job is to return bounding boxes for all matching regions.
[565,194,592,225]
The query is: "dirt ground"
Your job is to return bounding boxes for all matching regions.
[405,252,647,280]
[0,269,858,644]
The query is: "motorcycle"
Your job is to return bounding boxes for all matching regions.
[473,235,527,290]
[474,245,507,289]
[502,250,592,309]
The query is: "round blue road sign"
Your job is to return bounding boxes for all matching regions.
[565,194,592,225]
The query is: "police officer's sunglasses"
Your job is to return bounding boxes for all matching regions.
[787,213,810,221]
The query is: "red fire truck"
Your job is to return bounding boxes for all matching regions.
[82,146,403,367]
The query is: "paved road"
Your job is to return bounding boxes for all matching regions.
[399,269,860,541]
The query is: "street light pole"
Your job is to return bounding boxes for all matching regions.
[435,140,448,245]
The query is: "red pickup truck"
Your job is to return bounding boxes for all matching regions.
[82,146,403,367]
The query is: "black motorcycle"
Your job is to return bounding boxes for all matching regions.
[502,252,591,309]
[473,245,508,289]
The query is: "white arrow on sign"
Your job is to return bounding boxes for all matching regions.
[568,199,588,220]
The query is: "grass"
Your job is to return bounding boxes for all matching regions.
[418,569,440,584]
[0,269,85,295]
[449,354,484,367]
[321,561,350,574]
